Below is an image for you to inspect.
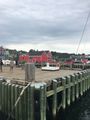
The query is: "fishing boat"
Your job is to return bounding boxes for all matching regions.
[41,63,60,71]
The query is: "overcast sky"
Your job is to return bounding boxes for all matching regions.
[0,0,90,53]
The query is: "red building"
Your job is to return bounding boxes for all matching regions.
[19,51,52,63]
[19,55,30,62]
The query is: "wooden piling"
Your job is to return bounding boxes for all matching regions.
[87,70,90,89]
[4,83,8,114]
[85,71,88,91]
[18,86,23,120]
[35,83,46,120]
[11,84,15,118]
[22,86,27,120]
[29,83,34,120]
[66,76,71,106]
[52,80,57,119]
[0,80,3,110]
[83,71,86,92]
[25,63,35,82]
[62,77,66,109]
[75,74,79,99]
[2,83,5,113]
[40,83,47,120]
[15,85,19,120]
[8,84,11,114]
[70,75,75,102]
[79,73,83,96]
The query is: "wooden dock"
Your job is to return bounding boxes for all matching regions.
[0,66,80,82]
[0,65,90,120]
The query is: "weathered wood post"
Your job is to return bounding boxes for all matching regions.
[87,70,90,89]
[35,83,47,120]
[79,73,83,96]
[83,71,86,92]
[83,71,86,93]
[4,83,8,114]
[2,82,5,113]
[66,76,71,106]
[89,70,90,89]
[40,83,46,120]
[75,74,79,99]
[15,85,19,120]
[62,77,66,109]
[85,71,88,91]
[25,63,35,82]
[70,75,75,102]
[52,79,57,119]
[0,77,4,111]
[28,83,34,120]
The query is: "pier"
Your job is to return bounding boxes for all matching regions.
[0,64,90,120]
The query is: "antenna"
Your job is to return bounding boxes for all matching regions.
[76,11,90,54]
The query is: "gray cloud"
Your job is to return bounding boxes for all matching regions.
[0,0,90,52]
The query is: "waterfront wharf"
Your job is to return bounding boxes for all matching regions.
[0,64,90,120]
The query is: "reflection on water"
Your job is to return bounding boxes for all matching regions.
[57,90,90,120]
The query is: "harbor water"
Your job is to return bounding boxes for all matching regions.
[57,90,90,120]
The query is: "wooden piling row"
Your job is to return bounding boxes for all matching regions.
[0,69,90,120]
[47,70,90,115]
[0,81,35,120]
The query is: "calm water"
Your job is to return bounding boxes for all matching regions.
[57,90,90,120]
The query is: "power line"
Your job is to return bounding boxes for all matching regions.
[76,11,90,54]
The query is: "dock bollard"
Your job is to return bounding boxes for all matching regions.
[25,63,35,82]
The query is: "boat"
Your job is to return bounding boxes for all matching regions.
[41,63,60,71]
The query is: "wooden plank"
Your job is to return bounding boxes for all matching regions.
[70,75,75,102]
[11,84,15,119]
[21,86,26,120]
[2,83,5,113]
[0,81,2,110]
[4,83,8,114]
[62,77,66,109]
[79,73,83,96]
[18,86,23,120]
[75,74,79,99]
[8,84,11,114]
[52,80,57,119]
[40,83,46,120]
[66,76,71,106]
[29,84,35,120]
[15,85,19,120]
